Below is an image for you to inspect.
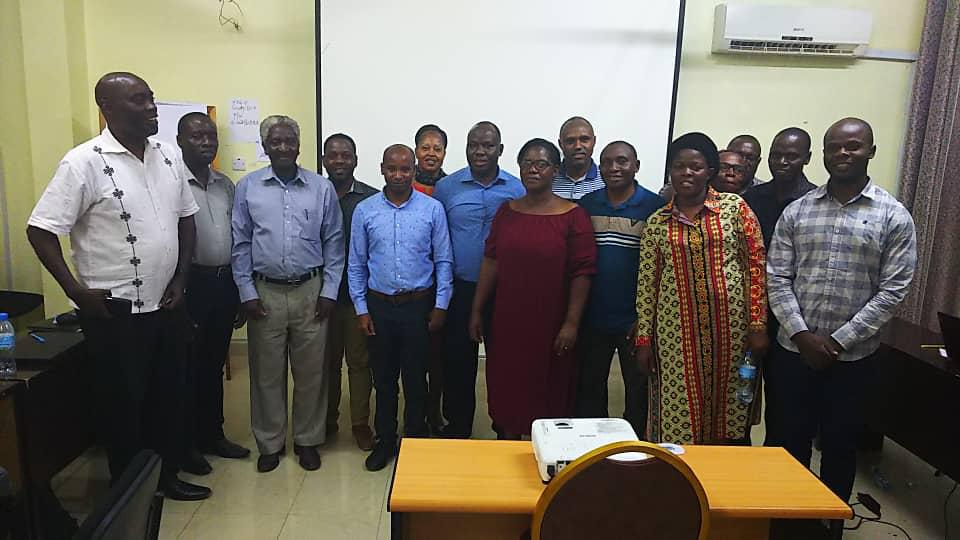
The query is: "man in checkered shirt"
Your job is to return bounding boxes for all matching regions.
[765,118,917,506]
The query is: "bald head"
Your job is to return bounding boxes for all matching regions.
[823,117,876,182]
[468,121,501,143]
[824,117,874,146]
[466,122,504,177]
[95,72,147,107]
[93,72,157,141]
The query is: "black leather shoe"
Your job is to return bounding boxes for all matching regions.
[294,444,322,471]
[162,477,212,501]
[257,446,285,473]
[202,438,251,459]
[364,440,397,472]
[182,449,212,476]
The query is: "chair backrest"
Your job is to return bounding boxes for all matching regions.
[73,450,164,540]
[531,441,710,540]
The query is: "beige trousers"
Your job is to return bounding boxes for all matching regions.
[326,302,373,427]
[247,277,329,454]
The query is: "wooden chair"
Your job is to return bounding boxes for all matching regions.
[531,441,711,540]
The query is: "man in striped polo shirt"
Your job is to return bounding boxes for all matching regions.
[575,141,665,436]
[552,116,605,200]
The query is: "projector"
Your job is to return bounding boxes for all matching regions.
[531,418,640,483]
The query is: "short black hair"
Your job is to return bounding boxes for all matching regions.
[323,133,357,154]
[601,140,638,160]
[470,121,501,142]
[719,149,746,161]
[517,138,561,167]
[177,112,213,135]
[559,116,594,136]
[728,134,762,153]
[773,127,812,149]
[383,143,415,162]
[415,124,448,148]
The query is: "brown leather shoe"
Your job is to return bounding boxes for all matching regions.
[352,425,375,451]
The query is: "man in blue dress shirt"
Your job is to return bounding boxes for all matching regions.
[349,144,454,471]
[232,115,345,473]
[433,121,524,439]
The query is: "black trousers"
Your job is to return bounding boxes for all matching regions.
[764,342,872,503]
[367,294,432,446]
[441,280,492,438]
[574,328,648,437]
[80,306,190,480]
[185,269,239,447]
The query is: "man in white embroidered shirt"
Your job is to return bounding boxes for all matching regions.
[765,117,917,508]
[26,72,210,501]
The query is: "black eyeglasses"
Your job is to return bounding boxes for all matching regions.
[719,163,746,174]
[520,159,554,171]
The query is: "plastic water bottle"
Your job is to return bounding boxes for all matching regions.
[736,351,757,404]
[0,313,15,377]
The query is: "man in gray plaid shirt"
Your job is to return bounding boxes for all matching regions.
[765,118,917,506]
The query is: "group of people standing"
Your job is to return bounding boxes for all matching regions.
[26,72,917,513]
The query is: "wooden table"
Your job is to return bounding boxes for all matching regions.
[863,317,960,480]
[389,439,852,540]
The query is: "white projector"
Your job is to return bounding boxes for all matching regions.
[531,418,640,483]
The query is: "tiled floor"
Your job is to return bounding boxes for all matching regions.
[54,352,960,539]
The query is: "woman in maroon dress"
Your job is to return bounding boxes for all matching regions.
[469,138,597,439]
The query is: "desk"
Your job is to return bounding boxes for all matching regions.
[1,330,93,539]
[389,439,851,540]
[865,317,960,480]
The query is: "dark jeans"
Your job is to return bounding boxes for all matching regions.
[80,306,190,480]
[764,342,872,503]
[367,294,432,446]
[185,269,239,446]
[574,327,648,437]
[441,280,492,438]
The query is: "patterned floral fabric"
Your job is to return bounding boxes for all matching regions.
[636,188,766,444]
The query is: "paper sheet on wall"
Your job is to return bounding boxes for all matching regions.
[229,98,260,143]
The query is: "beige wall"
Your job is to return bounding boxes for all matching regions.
[1,0,928,318]
[675,0,927,192]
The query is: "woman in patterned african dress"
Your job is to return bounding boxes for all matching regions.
[635,132,768,445]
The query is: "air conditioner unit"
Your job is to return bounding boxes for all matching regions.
[712,4,873,58]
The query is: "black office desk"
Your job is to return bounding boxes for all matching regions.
[865,318,960,481]
[1,328,93,539]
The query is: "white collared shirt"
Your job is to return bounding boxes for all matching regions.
[28,128,199,313]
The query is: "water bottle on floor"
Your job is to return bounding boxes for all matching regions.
[736,351,756,405]
[0,313,15,377]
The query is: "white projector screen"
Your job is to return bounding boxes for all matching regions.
[319,0,683,192]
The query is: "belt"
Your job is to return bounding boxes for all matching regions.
[368,288,433,305]
[253,267,322,286]
[191,264,232,278]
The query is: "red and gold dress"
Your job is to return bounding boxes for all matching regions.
[636,188,766,444]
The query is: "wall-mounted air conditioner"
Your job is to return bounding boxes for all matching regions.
[712,4,873,58]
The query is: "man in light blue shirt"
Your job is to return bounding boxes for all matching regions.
[231,115,344,473]
[349,144,453,471]
[433,121,524,439]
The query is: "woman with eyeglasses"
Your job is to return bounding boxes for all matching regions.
[635,132,768,445]
[468,138,597,439]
